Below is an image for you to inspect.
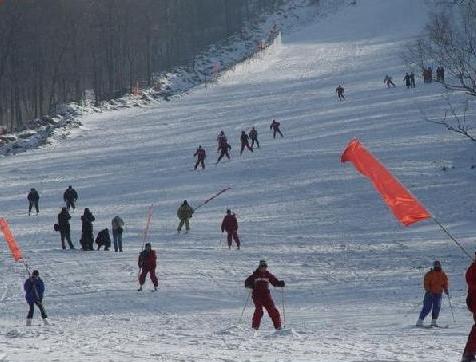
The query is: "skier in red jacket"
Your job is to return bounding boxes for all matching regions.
[245,260,285,330]
[462,255,476,362]
[137,243,158,291]
[221,209,240,249]
[194,145,206,170]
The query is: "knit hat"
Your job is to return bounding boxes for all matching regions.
[433,260,441,268]
[259,259,268,268]
[32,270,39,276]
[226,209,231,214]
[145,243,151,248]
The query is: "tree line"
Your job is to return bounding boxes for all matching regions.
[0,0,283,132]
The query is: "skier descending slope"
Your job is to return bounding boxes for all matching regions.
[416,260,449,328]
[193,145,206,170]
[462,254,476,362]
[177,200,194,233]
[245,260,285,330]
[221,209,240,250]
[27,188,40,216]
[24,270,49,326]
[137,243,158,291]
[240,131,253,155]
[269,120,283,139]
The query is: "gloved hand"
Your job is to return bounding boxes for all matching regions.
[278,280,285,288]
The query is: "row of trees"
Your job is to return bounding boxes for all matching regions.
[0,0,284,131]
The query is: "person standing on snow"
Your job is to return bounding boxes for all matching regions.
[270,120,283,139]
[177,200,194,233]
[24,270,49,326]
[111,215,125,252]
[194,145,206,170]
[27,188,40,216]
[58,207,74,250]
[245,260,285,330]
[138,243,158,291]
[410,72,416,88]
[80,208,95,250]
[336,85,345,100]
[404,73,411,88]
[384,75,396,88]
[63,185,78,211]
[221,209,240,249]
[249,127,260,149]
[240,131,253,155]
[461,254,476,362]
[216,140,232,165]
[217,130,227,148]
[416,260,449,327]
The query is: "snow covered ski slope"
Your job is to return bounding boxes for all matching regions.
[1,0,476,361]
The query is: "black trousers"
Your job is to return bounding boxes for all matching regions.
[29,201,39,214]
[27,301,47,319]
[60,228,74,249]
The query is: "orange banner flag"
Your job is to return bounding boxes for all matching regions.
[0,218,23,261]
[341,139,431,226]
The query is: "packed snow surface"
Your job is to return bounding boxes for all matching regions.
[1,0,475,361]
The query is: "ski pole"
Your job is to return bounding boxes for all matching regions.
[447,293,456,323]
[238,290,251,325]
[281,287,286,328]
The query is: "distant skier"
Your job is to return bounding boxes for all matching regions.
[177,200,194,233]
[221,209,240,249]
[80,208,95,251]
[336,85,345,100]
[217,130,227,148]
[245,260,285,330]
[384,75,396,88]
[27,188,40,216]
[24,270,49,326]
[416,260,449,327]
[240,131,253,155]
[249,127,260,149]
[216,140,232,165]
[111,215,125,252]
[63,185,78,211]
[461,254,476,362]
[436,66,445,82]
[270,120,283,139]
[95,228,111,251]
[138,242,158,291]
[404,73,411,88]
[194,145,206,170]
[58,207,74,250]
[410,72,416,88]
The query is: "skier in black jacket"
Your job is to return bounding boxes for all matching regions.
[240,131,253,155]
[27,188,40,216]
[80,208,95,251]
[58,207,74,250]
[63,186,78,210]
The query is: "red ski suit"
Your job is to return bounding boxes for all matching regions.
[221,214,240,248]
[138,250,158,287]
[463,261,476,356]
[245,270,282,329]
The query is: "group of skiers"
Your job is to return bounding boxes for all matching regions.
[26,185,126,252]
[193,120,284,168]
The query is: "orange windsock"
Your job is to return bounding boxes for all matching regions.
[0,218,23,261]
[341,139,431,226]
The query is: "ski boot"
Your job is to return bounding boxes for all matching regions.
[415,319,423,327]
[137,286,143,292]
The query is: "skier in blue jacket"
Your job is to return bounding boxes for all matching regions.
[24,270,49,326]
